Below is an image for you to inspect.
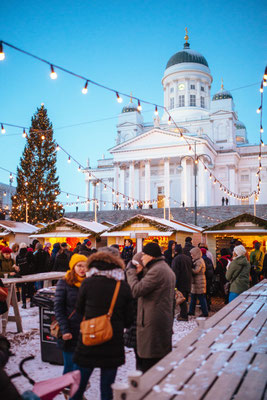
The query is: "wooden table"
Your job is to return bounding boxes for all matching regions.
[1,272,65,334]
[117,280,267,400]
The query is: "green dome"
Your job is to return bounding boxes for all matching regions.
[122,102,139,113]
[212,90,233,101]
[235,121,246,129]
[166,43,209,69]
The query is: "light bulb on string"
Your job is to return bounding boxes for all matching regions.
[168,116,171,125]
[50,65,57,79]
[264,66,267,80]
[104,185,107,191]
[257,106,262,114]
[260,125,264,133]
[66,193,69,198]
[41,135,45,140]
[67,156,71,163]
[78,165,81,172]
[56,144,60,151]
[264,79,267,87]
[154,105,158,116]
[261,139,264,147]
[82,81,88,94]
[116,92,122,103]
[137,100,142,111]
[22,129,27,138]
[260,81,263,93]
[1,124,5,134]
[0,42,5,61]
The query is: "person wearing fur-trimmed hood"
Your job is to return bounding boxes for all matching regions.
[71,248,133,400]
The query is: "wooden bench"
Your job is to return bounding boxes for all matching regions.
[1,272,65,334]
[115,280,267,400]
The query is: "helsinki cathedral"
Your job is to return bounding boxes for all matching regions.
[83,30,266,211]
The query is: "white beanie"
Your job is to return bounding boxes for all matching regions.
[233,245,246,258]
[19,242,27,250]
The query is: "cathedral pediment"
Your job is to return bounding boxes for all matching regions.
[110,128,206,153]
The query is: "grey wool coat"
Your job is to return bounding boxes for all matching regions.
[190,247,206,294]
[126,256,176,359]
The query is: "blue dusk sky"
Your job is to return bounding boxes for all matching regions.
[0,0,266,210]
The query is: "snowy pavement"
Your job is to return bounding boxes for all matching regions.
[4,304,197,399]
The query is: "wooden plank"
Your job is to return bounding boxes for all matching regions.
[205,300,250,330]
[204,298,244,329]
[2,271,65,285]
[126,345,197,400]
[204,351,254,400]
[172,351,233,399]
[230,305,267,352]
[1,283,15,335]
[234,353,267,400]
[211,300,265,351]
[249,324,267,354]
[142,347,212,399]
[10,284,23,333]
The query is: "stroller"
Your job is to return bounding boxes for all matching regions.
[0,335,80,400]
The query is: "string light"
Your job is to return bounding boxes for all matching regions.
[78,165,81,172]
[168,116,171,125]
[257,105,262,114]
[41,134,45,140]
[154,105,158,116]
[137,100,142,111]
[22,129,27,138]
[68,156,71,163]
[56,143,60,151]
[1,124,6,134]
[116,92,122,103]
[0,42,5,61]
[82,80,88,94]
[264,66,267,80]
[264,79,267,87]
[50,65,57,80]
[260,125,264,133]
[261,139,264,147]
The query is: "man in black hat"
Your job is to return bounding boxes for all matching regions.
[126,242,176,373]
[183,237,194,257]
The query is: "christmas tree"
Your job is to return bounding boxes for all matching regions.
[11,104,63,224]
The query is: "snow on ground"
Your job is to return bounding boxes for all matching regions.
[3,304,197,399]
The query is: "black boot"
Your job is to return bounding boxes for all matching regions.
[22,303,27,309]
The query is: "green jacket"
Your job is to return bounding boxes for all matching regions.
[0,254,15,278]
[250,249,264,271]
[226,255,250,294]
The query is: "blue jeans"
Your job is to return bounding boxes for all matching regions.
[229,292,239,303]
[35,281,43,290]
[189,293,208,316]
[70,366,117,400]
[63,351,76,375]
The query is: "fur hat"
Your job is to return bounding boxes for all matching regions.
[69,254,88,270]
[143,242,162,258]
[233,245,246,258]
[190,247,202,260]
[2,247,12,254]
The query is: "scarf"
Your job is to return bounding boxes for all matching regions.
[65,270,86,287]
[87,267,125,281]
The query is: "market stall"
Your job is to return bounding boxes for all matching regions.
[203,213,267,261]
[101,214,203,252]
[0,221,38,246]
[29,217,107,250]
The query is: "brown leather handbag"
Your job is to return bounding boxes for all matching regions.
[80,280,121,346]
[50,310,76,339]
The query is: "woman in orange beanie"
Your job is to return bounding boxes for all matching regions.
[54,253,88,374]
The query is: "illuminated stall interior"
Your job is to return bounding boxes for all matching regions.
[203,213,267,261]
[30,217,107,250]
[101,214,203,252]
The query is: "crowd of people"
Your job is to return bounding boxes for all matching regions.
[0,236,267,399]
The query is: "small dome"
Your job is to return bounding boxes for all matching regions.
[166,43,209,69]
[235,121,246,130]
[212,90,233,101]
[122,102,139,114]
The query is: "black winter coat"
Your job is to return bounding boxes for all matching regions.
[54,279,82,352]
[164,241,176,267]
[53,251,70,272]
[183,242,194,257]
[16,248,33,276]
[171,253,192,292]
[33,249,50,273]
[78,244,92,257]
[73,253,133,368]
[121,245,134,265]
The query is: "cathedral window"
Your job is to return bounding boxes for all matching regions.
[170,97,174,109]
[170,87,174,93]
[179,95,185,107]
[190,84,195,90]
[201,96,205,108]
[201,86,205,92]
[190,95,196,106]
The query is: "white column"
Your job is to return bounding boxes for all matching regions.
[92,181,96,211]
[129,161,135,201]
[85,177,90,211]
[119,166,125,209]
[198,161,208,206]
[164,158,170,208]
[196,79,201,107]
[181,158,188,206]
[229,165,236,205]
[134,162,140,202]
[145,160,151,207]
[185,78,189,107]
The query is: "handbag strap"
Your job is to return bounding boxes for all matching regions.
[68,310,76,319]
[107,281,121,318]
